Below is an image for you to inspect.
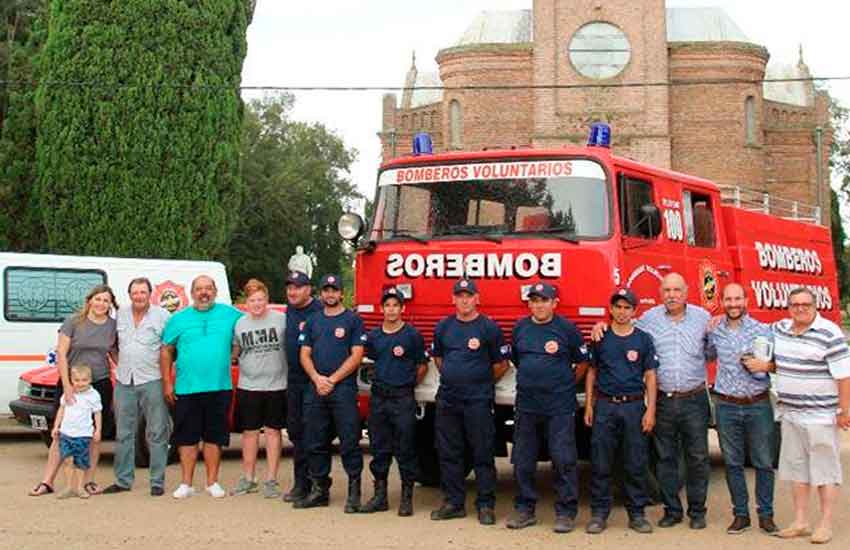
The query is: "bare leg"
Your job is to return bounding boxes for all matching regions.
[63,458,74,490]
[39,438,62,487]
[241,430,259,480]
[264,428,282,482]
[203,444,221,486]
[83,440,101,489]
[790,482,812,528]
[814,484,839,531]
[179,445,198,485]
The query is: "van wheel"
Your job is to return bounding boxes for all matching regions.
[134,414,178,468]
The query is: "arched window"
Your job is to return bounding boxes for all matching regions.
[745,96,756,144]
[449,100,463,149]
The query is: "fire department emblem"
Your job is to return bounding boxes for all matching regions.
[152,281,188,313]
[627,350,639,362]
[535,284,544,291]
[299,321,306,331]
[460,280,469,288]
[544,340,559,354]
[699,260,719,312]
[468,337,480,350]
[335,327,346,338]
[393,345,405,357]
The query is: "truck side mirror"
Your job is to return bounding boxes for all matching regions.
[637,204,661,239]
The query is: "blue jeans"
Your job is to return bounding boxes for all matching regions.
[654,389,710,519]
[714,398,776,518]
[590,399,650,518]
[114,379,171,489]
[512,410,577,518]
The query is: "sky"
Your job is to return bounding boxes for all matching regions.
[241,0,850,212]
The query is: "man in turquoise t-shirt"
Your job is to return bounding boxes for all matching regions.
[161,275,243,500]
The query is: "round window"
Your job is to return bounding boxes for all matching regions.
[568,22,631,80]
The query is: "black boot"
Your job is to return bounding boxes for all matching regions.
[283,478,310,503]
[292,478,329,509]
[361,479,389,513]
[344,477,361,513]
[398,481,414,517]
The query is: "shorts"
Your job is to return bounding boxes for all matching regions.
[174,390,232,447]
[778,420,843,486]
[236,389,287,431]
[59,434,92,469]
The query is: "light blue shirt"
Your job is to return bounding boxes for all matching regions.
[116,305,171,386]
[706,314,773,398]
[636,304,710,393]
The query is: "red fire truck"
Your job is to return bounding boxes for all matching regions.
[338,124,839,484]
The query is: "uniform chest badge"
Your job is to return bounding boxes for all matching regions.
[468,338,481,350]
[299,321,306,331]
[544,340,559,354]
[627,350,639,361]
[393,345,405,357]
[335,327,346,338]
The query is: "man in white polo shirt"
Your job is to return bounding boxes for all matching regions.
[747,287,850,544]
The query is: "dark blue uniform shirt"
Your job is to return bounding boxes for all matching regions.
[593,327,658,396]
[432,314,509,401]
[299,309,365,390]
[364,323,427,388]
[285,298,323,386]
[511,315,590,415]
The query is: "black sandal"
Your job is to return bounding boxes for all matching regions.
[28,482,54,496]
[83,481,100,495]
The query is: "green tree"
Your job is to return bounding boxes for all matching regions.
[228,95,359,299]
[34,0,253,258]
[830,98,850,305]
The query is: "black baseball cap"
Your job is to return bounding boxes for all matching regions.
[527,281,558,300]
[452,278,478,295]
[285,271,311,287]
[319,274,343,290]
[610,288,638,307]
[380,287,405,304]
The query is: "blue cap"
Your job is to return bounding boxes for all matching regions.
[380,286,405,304]
[285,271,311,287]
[452,278,478,295]
[527,281,558,300]
[610,287,637,307]
[319,274,343,290]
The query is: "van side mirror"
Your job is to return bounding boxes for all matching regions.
[637,204,661,239]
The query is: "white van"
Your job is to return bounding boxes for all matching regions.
[1,252,231,414]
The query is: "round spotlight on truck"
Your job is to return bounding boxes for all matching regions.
[338,212,365,241]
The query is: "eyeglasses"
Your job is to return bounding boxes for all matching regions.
[789,302,815,309]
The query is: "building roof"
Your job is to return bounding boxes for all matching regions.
[665,7,750,42]
[763,59,813,107]
[456,9,533,45]
[409,71,444,109]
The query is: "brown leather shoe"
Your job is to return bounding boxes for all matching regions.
[727,516,751,534]
[758,516,778,534]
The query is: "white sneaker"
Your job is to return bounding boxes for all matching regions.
[172,484,196,499]
[205,482,226,498]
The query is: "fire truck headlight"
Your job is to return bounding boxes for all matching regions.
[338,212,365,242]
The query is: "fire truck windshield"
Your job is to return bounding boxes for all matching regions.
[370,159,609,241]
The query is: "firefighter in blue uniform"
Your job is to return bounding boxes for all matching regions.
[282,270,324,503]
[294,274,366,512]
[430,278,510,526]
[583,288,657,534]
[360,287,428,516]
[506,282,591,534]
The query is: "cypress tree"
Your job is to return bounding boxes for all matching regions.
[34,0,252,258]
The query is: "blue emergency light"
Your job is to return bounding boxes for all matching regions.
[587,122,611,148]
[413,132,434,155]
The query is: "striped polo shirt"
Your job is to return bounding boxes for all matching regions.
[773,314,850,424]
[636,304,710,393]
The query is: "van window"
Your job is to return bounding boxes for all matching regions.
[618,175,658,239]
[683,190,716,248]
[4,268,107,322]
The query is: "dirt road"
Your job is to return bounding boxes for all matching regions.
[2,432,849,550]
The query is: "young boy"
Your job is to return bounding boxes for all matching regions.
[51,364,103,499]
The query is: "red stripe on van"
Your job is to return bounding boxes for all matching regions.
[0,354,44,362]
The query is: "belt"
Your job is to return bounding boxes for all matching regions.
[658,383,706,400]
[712,390,770,405]
[598,392,644,404]
[372,384,414,398]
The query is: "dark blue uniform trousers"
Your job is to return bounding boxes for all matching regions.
[435,396,496,510]
[590,399,650,518]
[287,383,311,487]
[512,411,578,518]
[368,390,418,483]
[304,384,363,481]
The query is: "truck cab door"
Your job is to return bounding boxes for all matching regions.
[617,172,686,311]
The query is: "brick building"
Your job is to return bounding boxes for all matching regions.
[379,1,832,221]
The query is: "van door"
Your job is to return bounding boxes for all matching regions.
[681,187,733,315]
[618,172,687,311]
